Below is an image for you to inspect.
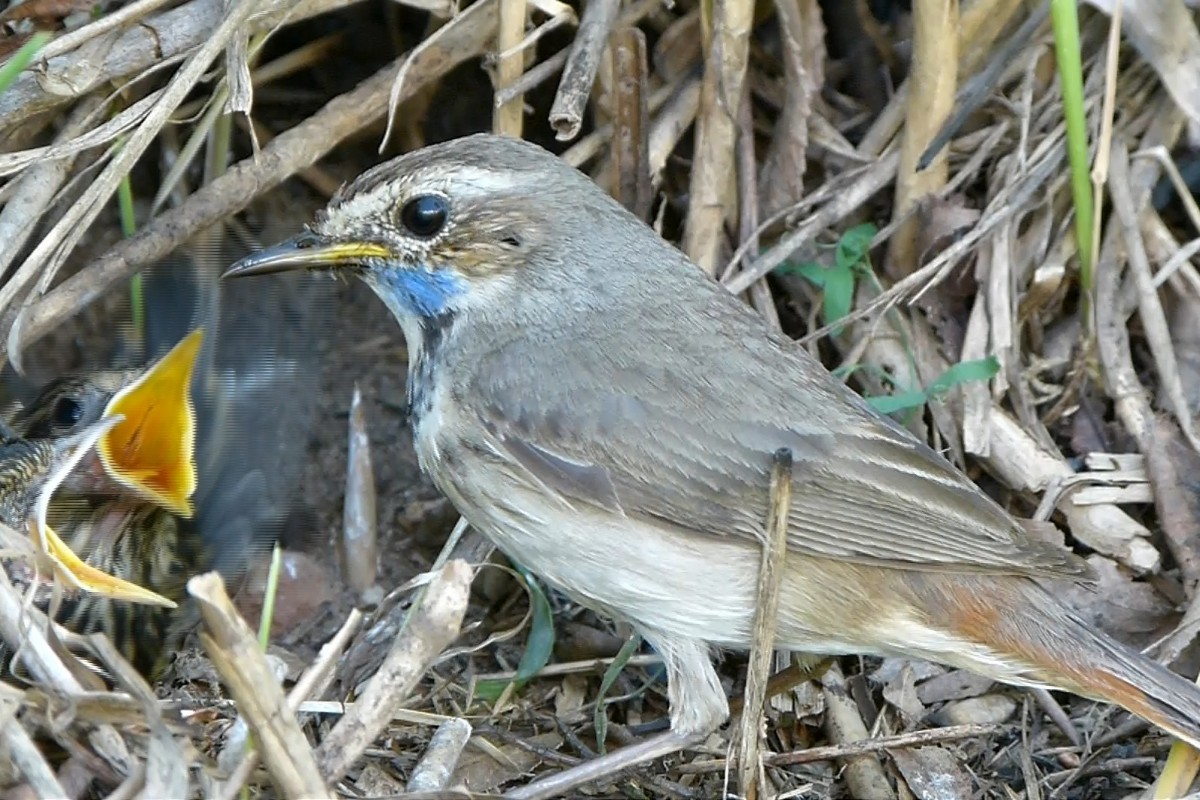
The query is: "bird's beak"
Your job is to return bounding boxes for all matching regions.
[34,416,177,608]
[96,328,203,519]
[222,232,392,278]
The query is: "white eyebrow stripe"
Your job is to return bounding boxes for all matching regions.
[446,167,526,197]
[327,165,529,227]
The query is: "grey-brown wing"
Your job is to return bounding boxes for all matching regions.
[469,324,1090,581]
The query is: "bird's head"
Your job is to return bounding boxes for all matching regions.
[223,134,608,328]
[0,416,176,608]
[12,329,202,518]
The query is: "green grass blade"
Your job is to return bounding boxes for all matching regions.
[1050,0,1094,308]
[0,32,51,98]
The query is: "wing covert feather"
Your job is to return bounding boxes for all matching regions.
[466,308,1090,581]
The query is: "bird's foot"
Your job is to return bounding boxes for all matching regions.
[503,729,704,800]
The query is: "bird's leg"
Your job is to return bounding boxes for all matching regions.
[503,728,706,800]
[501,652,840,800]
[507,632,725,799]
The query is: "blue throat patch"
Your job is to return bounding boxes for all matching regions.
[373,267,465,318]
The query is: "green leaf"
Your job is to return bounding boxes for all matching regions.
[513,566,556,687]
[822,265,855,327]
[834,223,877,271]
[866,357,999,416]
[779,260,828,286]
[927,356,1000,397]
[472,679,509,703]
[593,634,641,755]
[0,32,51,98]
[867,390,929,415]
[471,567,556,706]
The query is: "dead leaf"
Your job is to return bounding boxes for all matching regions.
[889,745,974,800]
[453,732,563,792]
[880,661,926,727]
[758,0,824,217]
[916,670,996,705]
[932,694,1017,727]
[1145,415,1200,592]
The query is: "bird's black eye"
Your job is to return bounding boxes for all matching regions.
[51,396,84,428]
[399,195,449,239]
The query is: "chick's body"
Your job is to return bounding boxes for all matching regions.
[6,375,203,678]
[2,243,329,679]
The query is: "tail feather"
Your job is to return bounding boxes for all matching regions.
[935,576,1200,748]
[1047,620,1200,749]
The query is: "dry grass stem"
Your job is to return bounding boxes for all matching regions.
[682,0,753,275]
[548,0,620,140]
[494,0,528,136]
[406,717,474,792]
[736,449,793,800]
[886,0,958,279]
[190,571,333,800]
[315,559,472,783]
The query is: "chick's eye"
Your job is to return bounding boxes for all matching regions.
[51,396,84,428]
[399,195,449,239]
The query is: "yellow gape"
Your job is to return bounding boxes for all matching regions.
[97,328,203,519]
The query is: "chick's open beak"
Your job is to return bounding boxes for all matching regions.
[97,328,203,519]
[34,417,176,609]
[222,233,391,277]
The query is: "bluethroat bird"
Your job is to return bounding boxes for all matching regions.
[3,243,324,679]
[226,134,1200,797]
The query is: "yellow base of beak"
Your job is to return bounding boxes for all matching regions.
[35,523,176,609]
[98,329,202,517]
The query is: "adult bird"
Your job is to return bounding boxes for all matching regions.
[225,134,1200,797]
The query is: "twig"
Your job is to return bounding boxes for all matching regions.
[734,75,777,328]
[0,682,68,799]
[0,0,350,134]
[496,46,568,106]
[190,571,333,800]
[1107,138,1200,452]
[88,635,190,798]
[315,559,472,783]
[678,723,1002,773]
[406,718,474,792]
[608,26,651,221]
[819,662,894,800]
[549,0,619,140]
[216,609,364,800]
[737,448,793,800]
[4,721,69,798]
